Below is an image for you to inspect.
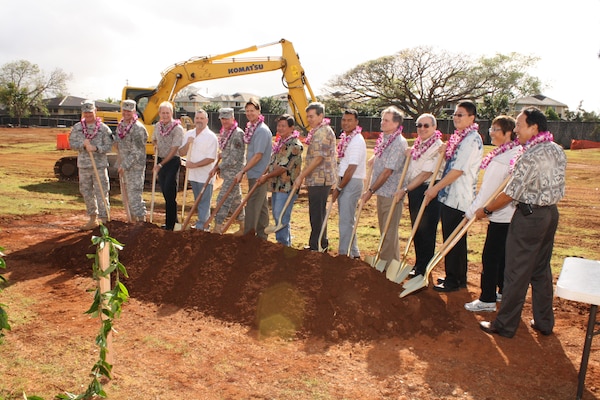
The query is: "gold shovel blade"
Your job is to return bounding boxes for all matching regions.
[386,259,401,282]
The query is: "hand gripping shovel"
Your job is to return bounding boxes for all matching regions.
[400,174,511,297]
[181,169,215,231]
[175,144,193,231]
[88,149,111,222]
[219,166,269,234]
[345,163,373,257]
[388,151,446,282]
[264,189,296,234]
[149,147,158,223]
[317,194,335,252]
[364,156,411,271]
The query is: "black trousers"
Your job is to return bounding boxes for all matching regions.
[307,185,331,250]
[440,203,467,288]
[408,184,441,275]
[479,221,509,303]
[157,156,180,230]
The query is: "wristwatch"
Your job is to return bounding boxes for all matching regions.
[483,207,493,215]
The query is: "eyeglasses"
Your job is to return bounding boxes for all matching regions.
[416,123,431,129]
[488,127,503,133]
[453,113,471,118]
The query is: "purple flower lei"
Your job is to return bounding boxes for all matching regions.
[219,120,239,150]
[117,114,138,139]
[272,130,300,154]
[480,139,520,170]
[158,119,181,137]
[305,118,330,145]
[336,126,362,159]
[411,130,442,161]
[374,126,403,158]
[445,123,479,160]
[509,131,554,173]
[81,117,101,140]
[243,114,265,144]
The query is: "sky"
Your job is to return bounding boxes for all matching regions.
[1,0,599,113]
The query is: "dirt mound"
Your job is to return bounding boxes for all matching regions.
[46,221,459,341]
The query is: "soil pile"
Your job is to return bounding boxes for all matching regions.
[47,221,459,341]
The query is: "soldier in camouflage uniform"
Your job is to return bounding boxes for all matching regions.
[211,107,245,233]
[69,100,114,230]
[115,99,148,222]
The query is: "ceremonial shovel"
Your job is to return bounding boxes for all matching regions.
[264,190,296,234]
[174,144,193,231]
[149,148,158,223]
[364,156,410,271]
[400,174,511,297]
[344,163,373,257]
[317,194,335,253]
[88,149,110,222]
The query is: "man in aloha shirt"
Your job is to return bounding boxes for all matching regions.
[425,100,483,292]
[293,102,337,251]
[257,114,303,246]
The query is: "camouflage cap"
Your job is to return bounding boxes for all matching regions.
[81,100,96,112]
[218,107,234,119]
[122,99,136,112]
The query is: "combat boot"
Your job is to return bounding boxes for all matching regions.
[233,220,245,236]
[81,215,99,231]
[212,223,224,234]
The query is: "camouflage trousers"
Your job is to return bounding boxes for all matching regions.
[215,176,243,225]
[78,167,110,220]
[120,166,146,219]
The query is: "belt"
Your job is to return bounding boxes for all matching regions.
[517,202,550,209]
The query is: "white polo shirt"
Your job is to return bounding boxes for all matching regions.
[182,127,218,184]
[338,132,367,179]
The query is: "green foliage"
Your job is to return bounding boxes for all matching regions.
[0,246,10,339]
[53,224,129,400]
[259,96,286,116]
[478,94,510,120]
[0,60,70,125]
[564,100,600,122]
[326,47,543,119]
[545,107,560,121]
[202,102,222,113]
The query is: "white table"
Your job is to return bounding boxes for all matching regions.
[556,257,600,400]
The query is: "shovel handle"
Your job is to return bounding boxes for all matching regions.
[203,178,236,230]
[88,149,110,222]
[346,163,374,257]
[318,194,335,252]
[373,155,411,265]
[180,143,193,221]
[149,147,158,223]
[181,171,213,230]
[116,150,132,222]
[270,189,297,233]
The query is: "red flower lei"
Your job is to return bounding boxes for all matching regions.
[337,126,362,158]
[158,119,181,137]
[272,130,300,154]
[305,118,330,145]
[411,130,442,161]
[445,123,479,160]
[374,126,403,158]
[509,131,554,173]
[480,139,520,170]
[117,114,138,139]
[219,120,239,150]
[244,114,265,144]
[81,117,101,140]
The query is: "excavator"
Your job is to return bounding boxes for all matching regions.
[54,38,317,181]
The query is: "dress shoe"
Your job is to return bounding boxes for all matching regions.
[530,319,552,336]
[436,277,467,288]
[480,321,515,338]
[433,282,459,292]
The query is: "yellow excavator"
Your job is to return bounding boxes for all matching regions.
[54,38,316,181]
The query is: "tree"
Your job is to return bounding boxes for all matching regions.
[325,47,542,119]
[0,60,70,125]
[545,107,560,121]
[259,96,286,115]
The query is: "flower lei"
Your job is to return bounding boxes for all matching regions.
[445,123,479,160]
[509,131,554,173]
[116,114,138,139]
[337,126,362,158]
[305,118,330,145]
[374,126,403,158]
[480,138,520,170]
[219,120,239,150]
[158,119,181,137]
[81,117,101,140]
[243,114,265,144]
[272,130,300,154]
[411,130,442,161]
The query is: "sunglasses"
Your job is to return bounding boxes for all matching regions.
[416,123,431,129]
[453,113,471,118]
